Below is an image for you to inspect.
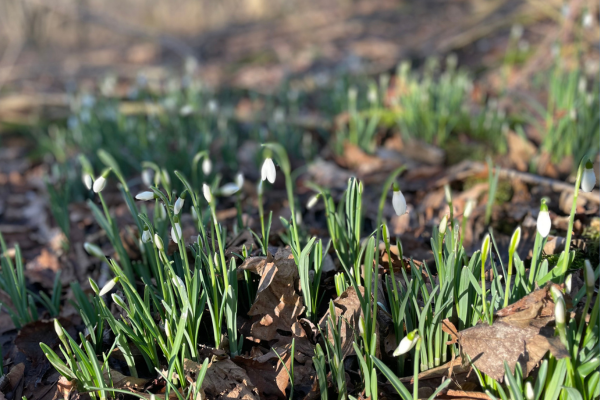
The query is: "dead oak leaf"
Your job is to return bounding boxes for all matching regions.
[191,357,259,400]
[442,285,568,382]
[240,248,305,341]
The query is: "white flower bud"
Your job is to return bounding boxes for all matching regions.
[99,277,119,296]
[439,215,448,234]
[142,229,151,243]
[174,197,184,214]
[306,194,320,210]
[235,173,244,189]
[171,223,182,241]
[179,104,193,116]
[220,183,240,196]
[565,274,572,295]
[135,191,155,201]
[524,381,534,400]
[537,200,551,238]
[261,158,276,184]
[464,199,475,218]
[142,169,153,187]
[392,185,407,216]
[203,184,213,204]
[550,285,563,303]
[54,319,65,339]
[555,297,566,325]
[584,260,595,290]
[583,11,593,28]
[83,174,93,190]
[202,158,212,175]
[393,330,419,356]
[154,234,164,250]
[581,162,596,193]
[111,294,127,309]
[93,176,106,193]
[84,242,104,258]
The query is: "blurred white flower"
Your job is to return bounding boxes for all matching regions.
[261,158,276,184]
[93,176,106,193]
[171,223,182,241]
[203,184,213,204]
[135,191,155,201]
[393,330,419,356]
[142,228,151,243]
[581,161,596,192]
[392,184,407,216]
[202,157,212,175]
[537,200,551,238]
[84,242,104,258]
[220,183,240,196]
[154,234,164,250]
[174,197,185,214]
[83,174,93,190]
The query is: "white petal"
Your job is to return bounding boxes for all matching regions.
[393,334,418,356]
[262,158,276,183]
[99,278,118,296]
[555,298,566,324]
[235,173,244,189]
[93,176,106,193]
[83,174,93,190]
[306,194,319,210]
[154,233,164,250]
[135,191,155,201]
[171,223,182,241]
[220,183,240,196]
[141,169,153,187]
[174,197,184,214]
[203,184,213,204]
[202,158,212,175]
[581,168,596,192]
[142,230,151,243]
[536,211,551,238]
[392,190,407,216]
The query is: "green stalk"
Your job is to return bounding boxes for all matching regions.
[503,227,521,308]
[413,338,421,400]
[481,235,490,323]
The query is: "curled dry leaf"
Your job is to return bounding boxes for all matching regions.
[189,357,259,400]
[239,248,305,341]
[442,284,568,382]
[318,286,367,358]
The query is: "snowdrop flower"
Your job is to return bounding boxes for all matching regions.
[174,192,186,214]
[584,260,595,293]
[392,183,407,216]
[203,184,213,204]
[583,11,593,28]
[82,174,93,190]
[202,157,212,175]
[439,215,448,235]
[220,183,240,196]
[565,274,572,294]
[393,330,419,356]
[111,294,127,309]
[554,296,566,325]
[93,176,106,193]
[179,104,193,116]
[142,169,153,187]
[581,161,596,192]
[84,242,104,258]
[536,199,551,238]
[154,233,164,250]
[550,285,563,303]
[235,173,244,189]
[141,228,151,243]
[464,199,475,218]
[306,194,320,210]
[54,319,65,339]
[171,219,182,241]
[99,277,119,296]
[367,86,378,105]
[135,191,156,201]
[524,381,534,400]
[261,158,276,184]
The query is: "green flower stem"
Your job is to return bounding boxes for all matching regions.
[413,338,422,400]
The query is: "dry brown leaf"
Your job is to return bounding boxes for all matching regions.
[103,369,148,391]
[55,376,76,400]
[194,357,259,399]
[241,248,305,341]
[318,286,365,358]
[442,284,569,382]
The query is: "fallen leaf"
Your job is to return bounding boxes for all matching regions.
[103,369,148,390]
[442,284,568,381]
[198,357,259,400]
[318,286,364,358]
[241,248,305,341]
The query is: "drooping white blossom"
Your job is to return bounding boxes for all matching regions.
[135,191,155,201]
[261,158,276,184]
[537,199,551,238]
[93,176,106,193]
[392,184,407,216]
[393,330,419,356]
[581,161,596,192]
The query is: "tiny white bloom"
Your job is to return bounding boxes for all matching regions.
[135,191,155,201]
[393,330,419,356]
[157,203,167,220]
[208,99,218,113]
[439,215,448,234]
[524,381,534,400]
[83,174,93,190]
[93,176,106,193]
[235,173,244,189]
[584,260,595,290]
[261,158,276,184]
[142,229,151,243]
[202,157,212,175]
[555,297,566,325]
[537,200,551,238]
[464,199,475,218]
[179,104,193,116]
[203,184,213,204]
[174,197,184,214]
[84,242,104,258]
[154,233,164,250]
[306,194,320,210]
[220,183,240,196]
[99,277,119,296]
[581,162,596,192]
[565,274,572,294]
[171,223,182,241]
[392,184,407,216]
[583,12,593,28]
[54,319,65,338]
[142,169,154,187]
